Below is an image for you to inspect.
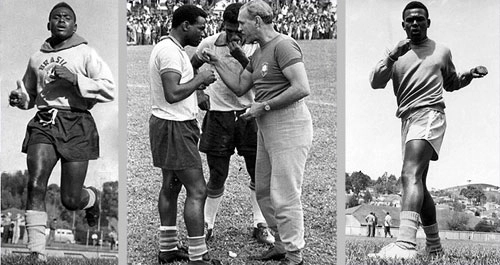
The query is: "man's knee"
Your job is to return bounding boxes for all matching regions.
[60,194,80,211]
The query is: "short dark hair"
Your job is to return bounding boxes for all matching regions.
[171,5,207,28]
[402,1,429,19]
[223,3,243,24]
[49,2,76,22]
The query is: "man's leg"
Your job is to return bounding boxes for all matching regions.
[60,159,102,228]
[158,169,189,263]
[398,140,433,246]
[174,168,215,263]
[369,140,433,259]
[25,144,58,260]
[420,166,442,254]
[243,154,274,244]
[204,154,231,240]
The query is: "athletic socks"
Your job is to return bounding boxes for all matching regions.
[423,223,442,253]
[187,235,208,261]
[204,195,223,230]
[250,189,266,227]
[396,211,419,248]
[25,210,48,258]
[159,226,179,252]
[83,188,96,210]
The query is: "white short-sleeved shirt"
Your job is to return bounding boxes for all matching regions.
[149,36,197,121]
[195,33,258,111]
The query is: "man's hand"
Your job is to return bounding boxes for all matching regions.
[228,41,245,59]
[53,65,77,85]
[470,66,488,78]
[197,70,216,86]
[196,90,210,111]
[389,39,412,60]
[9,80,28,107]
[201,48,219,64]
[239,102,266,120]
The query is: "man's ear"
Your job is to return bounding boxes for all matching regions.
[47,22,51,31]
[427,19,431,28]
[74,23,78,33]
[401,21,404,30]
[181,21,190,31]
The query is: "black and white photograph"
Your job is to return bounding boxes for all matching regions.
[126,0,336,264]
[344,0,500,264]
[0,1,120,264]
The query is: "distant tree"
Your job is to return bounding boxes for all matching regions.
[460,186,486,205]
[446,212,470,231]
[374,172,399,195]
[451,201,465,212]
[474,220,495,232]
[363,190,373,203]
[345,173,352,193]
[101,181,119,227]
[347,195,359,208]
[349,171,372,195]
[1,170,29,210]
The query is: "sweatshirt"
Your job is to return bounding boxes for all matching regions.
[19,33,114,111]
[370,38,473,119]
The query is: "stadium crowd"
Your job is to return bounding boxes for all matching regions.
[127,0,337,45]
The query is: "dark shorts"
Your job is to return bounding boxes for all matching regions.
[22,109,99,162]
[149,115,202,170]
[199,110,257,157]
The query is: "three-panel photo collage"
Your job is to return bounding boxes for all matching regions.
[1,0,499,264]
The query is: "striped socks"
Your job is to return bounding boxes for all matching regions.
[188,235,208,261]
[159,226,179,252]
[396,211,419,248]
[423,223,442,254]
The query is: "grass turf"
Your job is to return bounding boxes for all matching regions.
[126,39,336,265]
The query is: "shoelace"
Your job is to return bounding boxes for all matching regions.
[40,109,58,126]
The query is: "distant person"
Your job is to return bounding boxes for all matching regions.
[12,213,23,244]
[368,1,487,259]
[190,2,274,245]
[47,218,57,246]
[365,212,375,237]
[372,213,378,237]
[384,212,393,238]
[147,5,220,265]
[92,233,98,246]
[109,228,118,250]
[8,2,115,261]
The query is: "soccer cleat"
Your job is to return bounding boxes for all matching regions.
[158,248,189,264]
[368,242,417,259]
[85,187,100,227]
[279,258,304,265]
[253,223,275,244]
[252,246,286,261]
[187,253,222,265]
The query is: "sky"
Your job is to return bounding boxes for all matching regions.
[0,0,120,188]
[345,0,500,190]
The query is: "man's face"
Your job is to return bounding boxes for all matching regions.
[238,9,257,43]
[224,21,243,44]
[187,16,206,46]
[402,8,429,42]
[48,7,77,41]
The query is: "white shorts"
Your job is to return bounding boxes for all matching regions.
[401,108,446,161]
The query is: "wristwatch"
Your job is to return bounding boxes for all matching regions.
[264,102,271,111]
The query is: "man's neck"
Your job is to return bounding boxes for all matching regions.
[49,35,73,49]
[169,30,186,47]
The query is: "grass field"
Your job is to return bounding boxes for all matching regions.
[127,39,337,265]
[0,254,117,265]
[346,236,500,265]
